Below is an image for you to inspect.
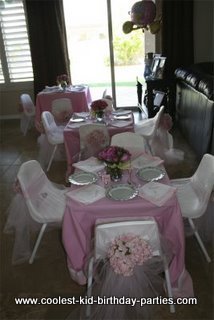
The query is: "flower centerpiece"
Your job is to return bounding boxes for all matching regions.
[98,145,131,181]
[56,74,70,91]
[107,234,152,276]
[91,99,108,122]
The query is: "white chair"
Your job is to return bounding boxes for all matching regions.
[102,88,107,98]
[79,123,110,160]
[20,93,35,136]
[86,218,175,317]
[51,98,73,124]
[171,153,214,263]
[111,132,149,158]
[134,105,165,154]
[17,160,66,264]
[102,98,113,112]
[102,89,114,111]
[41,111,64,171]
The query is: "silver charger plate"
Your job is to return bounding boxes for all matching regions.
[137,167,165,182]
[68,172,98,185]
[106,184,138,201]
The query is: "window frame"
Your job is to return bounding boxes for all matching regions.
[0,0,34,87]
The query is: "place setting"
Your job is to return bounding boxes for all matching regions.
[66,115,87,128]
[66,145,176,206]
[110,110,133,128]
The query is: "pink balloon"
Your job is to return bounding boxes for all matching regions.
[131,0,156,26]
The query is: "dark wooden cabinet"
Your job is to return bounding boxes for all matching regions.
[145,78,175,118]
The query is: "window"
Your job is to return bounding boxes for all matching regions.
[0,0,33,83]
[63,0,155,108]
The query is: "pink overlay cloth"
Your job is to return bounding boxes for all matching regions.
[63,116,135,179]
[35,86,92,132]
[62,170,194,298]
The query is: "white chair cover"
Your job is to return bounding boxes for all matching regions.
[42,111,64,145]
[4,160,67,264]
[110,132,149,158]
[102,98,113,112]
[66,218,174,319]
[37,133,66,169]
[135,107,184,163]
[102,89,114,112]
[20,94,35,135]
[38,112,65,170]
[79,123,110,160]
[51,98,73,124]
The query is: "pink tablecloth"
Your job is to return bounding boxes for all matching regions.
[63,117,135,179]
[62,172,194,298]
[35,86,92,132]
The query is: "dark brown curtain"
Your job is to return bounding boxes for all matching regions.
[25,0,70,96]
[161,0,194,79]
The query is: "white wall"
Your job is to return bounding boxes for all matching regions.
[0,82,34,119]
[194,0,214,63]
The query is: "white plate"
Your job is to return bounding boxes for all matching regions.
[70,118,85,123]
[114,114,132,120]
[137,167,165,182]
[68,172,98,185]
[106,184,138,201]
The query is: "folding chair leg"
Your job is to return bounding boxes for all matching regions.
[29,223,47,264]
[188,218,211,263]
[163,257,175,313]
[47,145,57,172]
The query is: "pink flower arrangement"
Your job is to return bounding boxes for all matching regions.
[98,145,131,169]
[91,99,108,113]
[107,234,152,276]
[56,74,70,86]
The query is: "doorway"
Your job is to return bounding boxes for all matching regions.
[63,0,154,108]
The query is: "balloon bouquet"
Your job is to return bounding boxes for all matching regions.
[122,0,161,35]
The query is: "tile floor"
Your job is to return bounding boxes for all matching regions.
[0,118,213,320]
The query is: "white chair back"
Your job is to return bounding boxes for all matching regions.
[135,105,165,139]
[20,94,35,135]
[102,98,113,112]
[102,89,107,98]
[94,218,161,260]
[86,217,175,314]
[79,123,110,159]
[18,159,45,194]
[42,111,57,132]
[20,94,35,116]
[51,98,73,123]
[40,111,64,170]
[16,160,66,263]
[171,155,214,263]
[17,160,65,223]
[111,132,148,158]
